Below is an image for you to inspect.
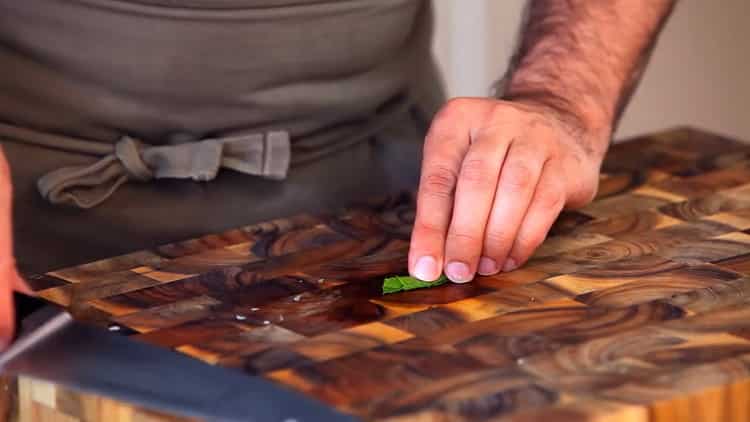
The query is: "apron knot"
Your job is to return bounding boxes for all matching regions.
[1,92,411,209]
[36,131,291,209]
[115,136,154,181]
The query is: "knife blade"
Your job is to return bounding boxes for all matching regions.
[1,294,357,422]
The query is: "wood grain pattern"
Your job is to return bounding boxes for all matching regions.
[13,127,750,421]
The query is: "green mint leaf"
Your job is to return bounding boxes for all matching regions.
[382,274,448,295]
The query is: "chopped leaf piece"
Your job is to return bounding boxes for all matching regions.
[382,274,448,295]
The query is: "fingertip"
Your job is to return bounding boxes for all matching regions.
[477,256,500,276]
[503,258,519,273]
[412,255,441,282]
[445,261,473,283]
[408,225,447,282]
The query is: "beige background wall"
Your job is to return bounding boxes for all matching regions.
[432,0,750,142]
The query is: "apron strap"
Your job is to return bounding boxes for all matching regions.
[0,123,290,208]
[0,94,414,209]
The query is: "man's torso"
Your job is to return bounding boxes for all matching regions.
[1,0,440,272]
[0,0,435,144]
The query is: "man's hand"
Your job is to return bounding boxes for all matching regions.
[408,0,676,282]
[0,147,30,350]
[408,98,604,282]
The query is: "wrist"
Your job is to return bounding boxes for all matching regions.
[500,88,613,159]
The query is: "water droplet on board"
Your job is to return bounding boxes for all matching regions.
[516,357,526,365]
[250,307,260,312]
[317,278,325,283]
[235,314,247,321]
[263,320,271,325]
[292,295,302,302]
[108,325,121,332]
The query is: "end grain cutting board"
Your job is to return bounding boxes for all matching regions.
[13,127,750,421]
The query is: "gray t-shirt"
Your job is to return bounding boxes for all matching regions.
[0,0,444,208]
[0,0,442,145]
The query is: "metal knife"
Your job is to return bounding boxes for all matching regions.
[1,293,356,422]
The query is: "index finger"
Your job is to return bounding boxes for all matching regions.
[409,107,471,281]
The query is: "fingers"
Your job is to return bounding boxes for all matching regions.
[410,98,602,282]
[442,129,509,282]
[506,160,566,267]
[480,140,547,274]
[410,99,595,282]
[409,104,473,282]
[0,147,15,348]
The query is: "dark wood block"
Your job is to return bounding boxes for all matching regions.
[22,127,750,421]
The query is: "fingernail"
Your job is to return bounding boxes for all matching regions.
[413,256,439,281]
[503,258,518,272]
[477,257,499,275]
[446,261,473,283]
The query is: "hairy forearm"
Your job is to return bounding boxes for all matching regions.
[498,0,676,154]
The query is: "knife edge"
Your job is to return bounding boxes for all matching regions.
[0,309,72,370]
[0,295,358,422]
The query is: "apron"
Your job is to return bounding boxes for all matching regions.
[0,0,445,273]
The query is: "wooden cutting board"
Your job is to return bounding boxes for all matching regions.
[12,127,750,421]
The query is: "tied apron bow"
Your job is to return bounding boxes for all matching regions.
[0,122,290,208]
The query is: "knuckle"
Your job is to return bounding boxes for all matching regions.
[413,220,445,237]
[447,228,481,245]
[423,130,448,152]
[421,165,458,199]
[536,188,565,210]
[515,231,547,255]
[424,122,453,146]
[484,230,512,250]
[501,162,535,192]
[566,178,598,209]
[490,101,521,119]
[460,159,493,187]
[432,98,470,126]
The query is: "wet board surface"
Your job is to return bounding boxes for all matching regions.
[16,127,750,421]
